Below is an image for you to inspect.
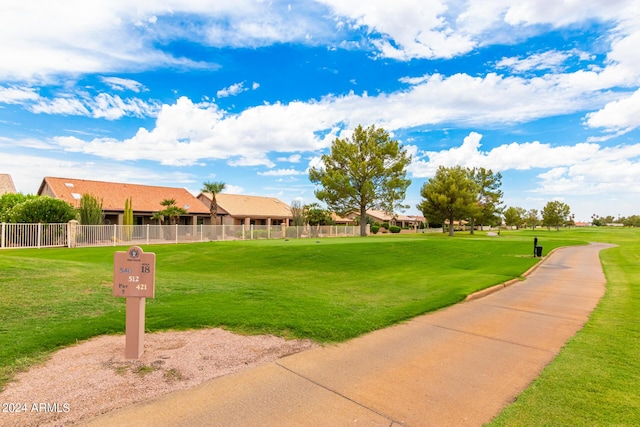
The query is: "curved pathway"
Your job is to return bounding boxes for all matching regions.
[82,242,614,427]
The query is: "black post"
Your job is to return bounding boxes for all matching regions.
[534,237,538,257]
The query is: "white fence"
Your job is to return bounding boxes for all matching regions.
[0,223,362,249]
[1,222,69,249]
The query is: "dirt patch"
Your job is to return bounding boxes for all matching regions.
[0,329,317,427]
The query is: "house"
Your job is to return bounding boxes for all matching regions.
[38,177,210,225]
[330,212,356,226]
[0,174,16,195]
[366,209,423,229]
[198,193,292,226]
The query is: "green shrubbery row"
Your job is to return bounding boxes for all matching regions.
[370,222,402,234]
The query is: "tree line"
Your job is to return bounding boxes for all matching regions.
[309,124,580,236]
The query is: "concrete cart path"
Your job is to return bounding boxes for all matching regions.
[82,242,614,427]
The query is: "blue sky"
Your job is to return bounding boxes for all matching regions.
[1,1,639,222]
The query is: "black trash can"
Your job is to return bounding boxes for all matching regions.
[535,246,543,257]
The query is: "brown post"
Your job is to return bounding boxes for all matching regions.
[114,246,156,359]
[125,297,146,359]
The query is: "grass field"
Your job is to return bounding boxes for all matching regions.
[0,231,582,390]
[489,227,640,426]
[1,228,638,425]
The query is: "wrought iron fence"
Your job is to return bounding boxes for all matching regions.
[0,223,363,249]
[0,222,69,249]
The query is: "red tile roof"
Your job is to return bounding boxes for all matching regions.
[199,193,292,218]
[38,177,209,214]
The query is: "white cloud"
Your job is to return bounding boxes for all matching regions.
[0,0,336,80]
[495,50,573,73]
[408,131,640,197]
[30,97,90,116]
[101,77,146,92]
[1,0,637,84]
[585,89,640,134]
[45,58,635,167]
[320,0,476,60]
[410,132,603,176]
[257,168,306,176]
[276,154,302,163]
[0,86,39,104]
[222,184,244,194]
[29,93,159,120]
[217,82,247,98]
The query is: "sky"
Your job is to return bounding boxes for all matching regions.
[1,0,640,222]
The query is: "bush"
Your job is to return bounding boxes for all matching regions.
[0,193,36,222]
[389,225,401,233]
[8,196,77,223]
[78,194,104,225]
[381,222,390,229]
[370,225,380,234]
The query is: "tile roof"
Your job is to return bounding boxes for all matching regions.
[200,193,292,218]
[0,174,16,195]
[38,177,209,214]
[367,209,422,222]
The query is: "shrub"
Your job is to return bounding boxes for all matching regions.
[78,194,104,225]
[381,222,390,229]
[8,196,77,223]
[0,193,36,222]
[370,225,380,234]
[389,225,401,233]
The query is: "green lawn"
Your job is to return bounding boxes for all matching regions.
[489,227,640,426]
[0,231,583,390]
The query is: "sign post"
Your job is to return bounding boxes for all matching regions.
[113,246,156,359]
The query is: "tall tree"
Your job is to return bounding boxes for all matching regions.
[201,181,226,225]
[289,199,305,226]
[469,168,503,234]
[503,206,525,229]
[541,200,571,230]
[304,202,333,237]
[525,209,540,229]
[309,124,411,236]
[417,166,478,236]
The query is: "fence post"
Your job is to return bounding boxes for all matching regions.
[113,224,117,246]
[222,224,225,241]
[242,224,245,240]
[146,224,150,246]
[37,223,42,249]
[67,220,78,248]
[175,223,178,244]
[1,222,4,248]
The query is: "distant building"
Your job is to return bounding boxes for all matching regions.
[38,177,210,225]
[198,192,292,226]
[366,209,424,228]
[0,174,16,195]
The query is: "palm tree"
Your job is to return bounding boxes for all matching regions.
[201,181,226,225]
[151,211,164,225]
[160,198,187,225]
